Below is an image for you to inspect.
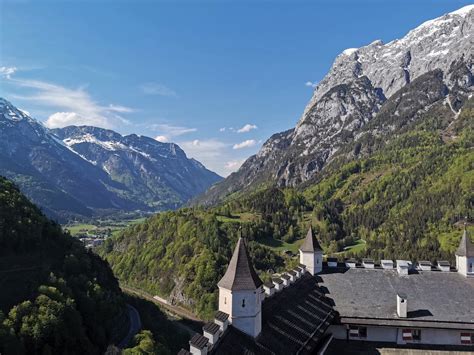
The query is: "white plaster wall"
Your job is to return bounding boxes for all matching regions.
[468,257,474,274]
[396,328,469,346]
[299,250,322,275]
[232,309,262,337]
[330,325,472,346]
[329,325,397,342]
[218,287,232,315]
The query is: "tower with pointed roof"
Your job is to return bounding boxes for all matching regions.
[299,227,323,275]
[455,226,474,277]
[217,237,264,338]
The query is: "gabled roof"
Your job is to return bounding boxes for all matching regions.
[217,237,263,291]
[299,227,322,252]
[456,228,474,257]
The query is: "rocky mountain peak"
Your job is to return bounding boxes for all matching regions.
[193,5,473,206]
[300,5,473,126]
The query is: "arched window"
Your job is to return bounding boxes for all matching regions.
[242,299,246,308]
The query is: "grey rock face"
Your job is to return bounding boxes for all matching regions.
[194,5,474,206]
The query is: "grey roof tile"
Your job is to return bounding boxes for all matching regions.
[190,334,209,349]
[217,238,263,291]
[456,228,474,257]
[203,322,220,334]
[299,227,322,252]
[215,310,229,322]
[319,268,474,324]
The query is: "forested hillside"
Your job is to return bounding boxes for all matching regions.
[0,177,186,354]
[101,99,473,320]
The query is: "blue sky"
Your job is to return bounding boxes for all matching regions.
[0,0,471,176]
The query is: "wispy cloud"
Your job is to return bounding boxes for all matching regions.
[233,139,256,149]
[237,123,257,133]
[151,123,197,143]
[305,81,318,88]
[7,75,134,128]
[140,82,177,97]
[0,66,17,79]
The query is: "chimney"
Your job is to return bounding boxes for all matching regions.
[272,277,284,291]
[263,281,275,297]
[214,311,229,332]
[397,293,407,318]
[203,323,221,345]
[396,260,410,275]
[381,259,394,270]
[189,334,209,355]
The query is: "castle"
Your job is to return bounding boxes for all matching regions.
[178,227,474,354]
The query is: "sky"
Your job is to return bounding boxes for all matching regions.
[0,0,471,176]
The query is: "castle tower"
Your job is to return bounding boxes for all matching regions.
[299,227,323,275]
[217,238,264,338]
[455,226,474,277]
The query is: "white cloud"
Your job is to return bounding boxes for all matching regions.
[140,83,177,97]
[7,76,133,129]
[237,123,257,133]
[305,81,318,88]
[219,127,226,132]
[233,139,256,149]
[155,135,169,143]
[150,123,197,140]
[224,159,245,171]
[0,66,17,79]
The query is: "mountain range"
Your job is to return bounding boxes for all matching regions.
[0,98,221,221]
[101,6,474,317]
[194,5,474,205]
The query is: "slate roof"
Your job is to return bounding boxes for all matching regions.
[217,238,263,291]
[177,349,191,355]
[190,333,209,349]
[299,227,322,252]
[456,228,474,257]
[318,268,474,328]
[203,322,221,335]
[215,310,229,322]
[272,278,283,284]
[213,273,335,355]
[264,281,275,288]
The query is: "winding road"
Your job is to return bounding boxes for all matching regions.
[117,304,142,349]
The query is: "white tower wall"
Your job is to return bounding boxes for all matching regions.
[218,287,262,337]
[299,250,323,275]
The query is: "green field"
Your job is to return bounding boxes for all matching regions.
[334,239,367,256]
[258,236,304,254]
[216,212,261,223]
[64,217,147,237]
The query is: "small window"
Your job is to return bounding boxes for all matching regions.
[349,326,367,339]
[242,299,246,308]
[224,297,226,305]
[403,329,421,342]
[461,332,473,345]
